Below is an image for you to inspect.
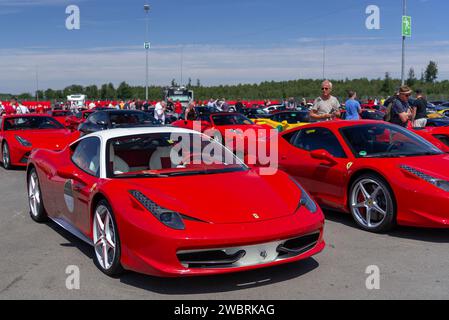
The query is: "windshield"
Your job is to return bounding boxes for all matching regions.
[340,123,442,158]
[212,114,254,126]
[110,112,156,126]
[4,116,64,130]
[107,132,247,178]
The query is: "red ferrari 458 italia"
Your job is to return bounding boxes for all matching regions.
[27,127,325,277]
[0,114,79,169]
[276,120,449,232]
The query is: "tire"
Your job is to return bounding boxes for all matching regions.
[92,199,123,277]
[28,168,48,222]
[2,142,11,170]
[349,173,396,233]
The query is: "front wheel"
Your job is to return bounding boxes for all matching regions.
[93,200,123,276]
[28,168,48,222]
[349,174,396,233]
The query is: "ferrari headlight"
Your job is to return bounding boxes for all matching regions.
[129,190,185,230]
[290,177,317,213]
[401,165,449,192]
[15,135,32,147]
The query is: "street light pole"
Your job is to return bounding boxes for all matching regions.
[401,0,407,85]
[36,66,39,101]
[144,4,150,101]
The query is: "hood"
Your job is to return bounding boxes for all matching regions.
[397,154,449,179]
[122,169,302,224]
[15,129,76,150]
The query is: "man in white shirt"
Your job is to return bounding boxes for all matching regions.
[309,80,341,121]
[154,101,167,124]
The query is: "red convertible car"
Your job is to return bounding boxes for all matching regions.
[277,120,449,232]
[27,127,325,277]
[1,115,79,169]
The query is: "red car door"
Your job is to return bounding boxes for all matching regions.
[53,137,101,236]
[279,127,350,210]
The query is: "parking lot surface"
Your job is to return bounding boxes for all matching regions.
[1,167,448,300]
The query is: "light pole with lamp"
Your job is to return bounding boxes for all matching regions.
[144,4,150,101]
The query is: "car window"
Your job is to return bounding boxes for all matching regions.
[71,137,101,177]
[292,127,346,158]
[340,124,441,158]
[3,116,64,130]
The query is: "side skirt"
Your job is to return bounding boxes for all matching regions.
[50,217,94,246]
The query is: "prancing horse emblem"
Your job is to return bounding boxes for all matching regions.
[260,250,267,259]
[253,213,260,219]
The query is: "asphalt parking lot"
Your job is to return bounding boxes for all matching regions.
[1,166,449,300]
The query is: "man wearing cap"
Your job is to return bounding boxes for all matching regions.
[390,85,413,127]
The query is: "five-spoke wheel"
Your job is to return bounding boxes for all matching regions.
[350,174,395,232]
[93,200,123,276]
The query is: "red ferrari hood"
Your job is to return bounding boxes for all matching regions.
[397,154,449,178]
[124,169,301,224]
[14,129,76,150]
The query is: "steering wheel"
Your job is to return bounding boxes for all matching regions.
[386,141,404,152]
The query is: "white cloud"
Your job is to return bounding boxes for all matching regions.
[1,40,449,94]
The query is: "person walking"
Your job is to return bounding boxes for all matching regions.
[344,91,362,120]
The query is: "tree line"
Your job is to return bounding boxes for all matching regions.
[1,61,446,102]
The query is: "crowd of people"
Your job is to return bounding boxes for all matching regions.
[0,81,431,129]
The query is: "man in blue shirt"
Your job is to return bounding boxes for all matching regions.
[345,91,361,120]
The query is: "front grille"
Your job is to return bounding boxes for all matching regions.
[177,231,321,269]
[277,232,320,258]
[20,152,31,163]
[177,250,246,268]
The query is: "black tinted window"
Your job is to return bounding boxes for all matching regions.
[71,137,101,176]
[292,127,346,158]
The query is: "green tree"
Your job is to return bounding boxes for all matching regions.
[406,67,416,87]
[380,72,394,95]
[425,61,438,83]
[117,81,132,99]
[44,89,55,100]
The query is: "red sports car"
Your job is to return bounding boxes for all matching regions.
[47,110,77,127]
[172,113,273,159]
[1,115,79,169]
[276,120,449,232]
[26,127,325,277]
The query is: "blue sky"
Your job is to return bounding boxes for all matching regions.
[0,0,447,93]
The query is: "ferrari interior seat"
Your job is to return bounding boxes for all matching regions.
[149,146,175,170]
[109,146,130,174]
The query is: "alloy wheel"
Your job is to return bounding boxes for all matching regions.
[350,178,390,229]
[93,205,117,271]
[28,171,41,217]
